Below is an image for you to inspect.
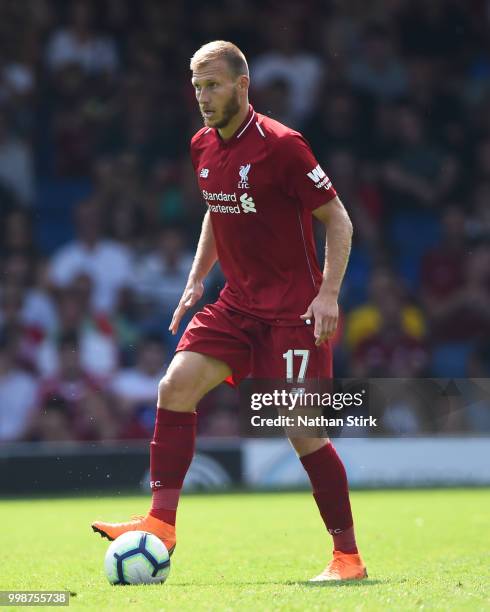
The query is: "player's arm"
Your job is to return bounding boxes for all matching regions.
[301,196,353,346]
[169,211,218,335]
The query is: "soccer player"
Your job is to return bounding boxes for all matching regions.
[92,41,367,582]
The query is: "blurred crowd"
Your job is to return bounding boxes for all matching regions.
[1,0,490,442]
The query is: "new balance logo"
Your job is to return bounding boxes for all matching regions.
[240,192,256,213]
[200,168,209,178]
[307,164,332,190]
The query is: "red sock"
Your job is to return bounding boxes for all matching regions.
[149,407,196,526]
[300,443,358,554]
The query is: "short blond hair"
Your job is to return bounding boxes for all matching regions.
[190,40,249,78]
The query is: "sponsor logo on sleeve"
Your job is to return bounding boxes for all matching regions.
[307,164,332,190]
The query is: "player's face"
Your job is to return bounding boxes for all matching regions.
[192,60,241,129]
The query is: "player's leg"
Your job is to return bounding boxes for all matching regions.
[147,351,231,532]
[287,437,326,457]
[289,435,358,552]
[92,350,231,551]
[288,435,367,581]
[157,349,232,411]
[253,324,366,581]
[92,303,251,551]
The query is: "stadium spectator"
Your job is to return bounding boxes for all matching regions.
[251,18,324,125]
[0,110,35,206]
[96,86,185,172]
[0,45,36,104]
[367,101,399,162]
[36,282,118,380]
[109,285,143,367]
[421,206,467,315]
[131,226,194,321]
[30,396,76,442]
[254,77,294,127]
[0,254,56,368]
[383,104,460,211]
[38,331,115,441]
[39,330,103,405]
[92,154,145,230]
[352,288,429,378]
[20,258,58,338]
[318,13,359,82]
[344,267,425,353]
[0,278,50,375]
[378,381,434,436]
[303,89,365,161]
[0,283,25,340]
[0,208,36,256]
[51,85,98,177]
[396,0,472,61]
[424,241,490,343]
[45,0,119,75]
[111,335,167,439]
[48,198,133,313]
[403,56,466,150]
[106,196,140,250]
[199,405,240,437]
[324,149,382,250]
[198,385,240,437]
[3,252,33,291]
[146,159,187,227]
[348,23,408,100]
[0,334,38,441]
[75,389,120,440]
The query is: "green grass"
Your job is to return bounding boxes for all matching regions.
[1,489,489,611]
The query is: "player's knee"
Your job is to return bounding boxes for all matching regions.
[157,372,196,411]
[157,376,172,402]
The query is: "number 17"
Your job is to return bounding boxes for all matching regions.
[282,349,310,383]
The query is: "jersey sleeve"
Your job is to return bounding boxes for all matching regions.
[277,133,337,212]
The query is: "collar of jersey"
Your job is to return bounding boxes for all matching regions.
[214,104,255,146]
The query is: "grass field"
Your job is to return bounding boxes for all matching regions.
[1,489,489,611]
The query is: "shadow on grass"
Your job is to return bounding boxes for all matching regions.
[302,579,383,588]
[171,579,384,587]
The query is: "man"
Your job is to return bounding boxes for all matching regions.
[92,41,367,582]
[48,199,132,314]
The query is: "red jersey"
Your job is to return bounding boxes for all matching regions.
[190,104,337,326]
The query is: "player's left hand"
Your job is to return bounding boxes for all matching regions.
[300,293,339,346]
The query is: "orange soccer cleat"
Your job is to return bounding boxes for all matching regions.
[91,514,176,556]
[309,550,368,582]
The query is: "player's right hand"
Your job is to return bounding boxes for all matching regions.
[168,279,204,335]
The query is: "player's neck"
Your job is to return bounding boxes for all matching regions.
[217,103,250,141]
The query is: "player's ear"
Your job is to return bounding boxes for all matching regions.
[238,75,249,90]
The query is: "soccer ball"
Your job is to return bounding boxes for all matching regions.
[104,531,171,585]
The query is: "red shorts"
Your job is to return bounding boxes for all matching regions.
[176,302,332,387]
